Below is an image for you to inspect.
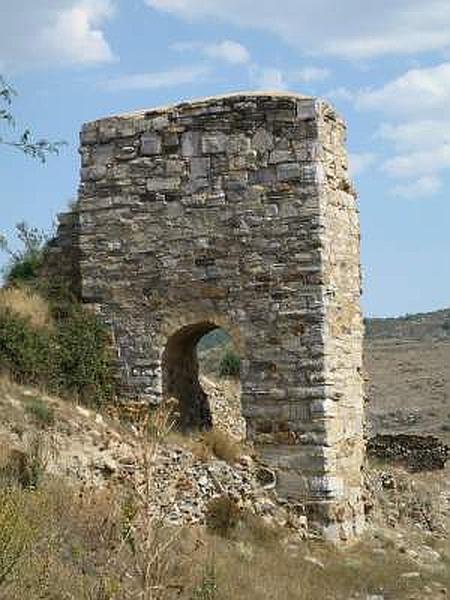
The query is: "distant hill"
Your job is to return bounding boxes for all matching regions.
[199,307,450,348]
[365,308,450,341]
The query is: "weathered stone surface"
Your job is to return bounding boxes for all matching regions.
[49,92,365,541]
[141,133,161,155]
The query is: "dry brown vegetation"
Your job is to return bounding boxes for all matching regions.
[200,430,242,464]
[166,428,243,465]
[0,469,448,600]
[0,286,53,330]
[0,378,449,599]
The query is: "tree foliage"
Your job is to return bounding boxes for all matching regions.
[0,222,48,286]
[218,349,241,378]
[0,75,65,162]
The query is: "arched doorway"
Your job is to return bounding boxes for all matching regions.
[161,322,242,434]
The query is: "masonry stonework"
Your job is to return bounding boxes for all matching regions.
[55,92,365,540]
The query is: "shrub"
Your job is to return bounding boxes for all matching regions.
[0,309,53,386]
[54,306,114,406]
[218,349,240,378]
[0,437,47,490]
[191,565,218,600]
[0,222,47,288]
[25,398,55,428]
[0,292,114,406]
[201,430,241,464]
[0,488,36,587]
[206,495,241,537]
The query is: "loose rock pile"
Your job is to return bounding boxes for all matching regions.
[135,446,295,528]
[203,377,246,441]
[0,385,304,534]
[367,434,449,471]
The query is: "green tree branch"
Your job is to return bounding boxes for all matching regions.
[0,76,66,162]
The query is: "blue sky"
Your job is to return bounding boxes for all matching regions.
[1,0,450,317]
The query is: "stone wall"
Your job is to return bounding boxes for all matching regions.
[55,92,365,540]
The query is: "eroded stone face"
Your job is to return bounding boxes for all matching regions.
[51,92,365,540]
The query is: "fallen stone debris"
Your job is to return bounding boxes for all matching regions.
[367,434,449,471]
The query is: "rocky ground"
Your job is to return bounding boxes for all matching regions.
[0,376,299,534]
[1,328,450,598]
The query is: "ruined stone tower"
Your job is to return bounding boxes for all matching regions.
[54,92,365,540]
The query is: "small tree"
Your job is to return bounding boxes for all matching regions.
[0,76,65,162]
[0,222,48,286]
[219,349,240,378]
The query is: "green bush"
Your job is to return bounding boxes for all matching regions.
[25,399,55,428]
[54,306,114,406]
[0,310,52,386]
[191,566,218,600]
[0,300,114,407]
[0,222,47,288]
[218,349,240,378]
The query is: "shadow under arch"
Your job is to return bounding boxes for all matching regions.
[162,320,240,431]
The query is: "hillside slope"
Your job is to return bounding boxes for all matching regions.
[365,308,450,340]
[364,307,450,445]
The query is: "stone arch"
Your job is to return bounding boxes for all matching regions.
[56,91,366,540]
[162,320,241,431]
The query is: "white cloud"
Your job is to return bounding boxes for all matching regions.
[356,62,450,116]
[0,0,115,70]
[251,67,287,90]
[350,62,450,198]
[393,175,442,199]
[349,152,377,177]
[377,120,450,150]
[383,145,450,179]
[103,65,210,91]
[172,40,250,64]
[327,87,355,102]
[203,41,250,64]
[292,66,330,83]
[145,0,450,60]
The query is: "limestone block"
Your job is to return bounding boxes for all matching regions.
[252,128,274,152]
[181,131,202,157]
[146,177,181,192]
[201,133,227,154]
[141,133,162,156]
[190,157,210,180]
[277,163,302,181]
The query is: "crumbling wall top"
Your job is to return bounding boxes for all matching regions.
[80,90,342,134]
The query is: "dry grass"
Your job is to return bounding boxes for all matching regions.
[0,386,448,599]
[0,372,14,394]
[201,430,242,464]
[198,533,450,600]
[0,475,448,600]
[0,374,448,599]
[166,428,242,464]
[0,287,52,330]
